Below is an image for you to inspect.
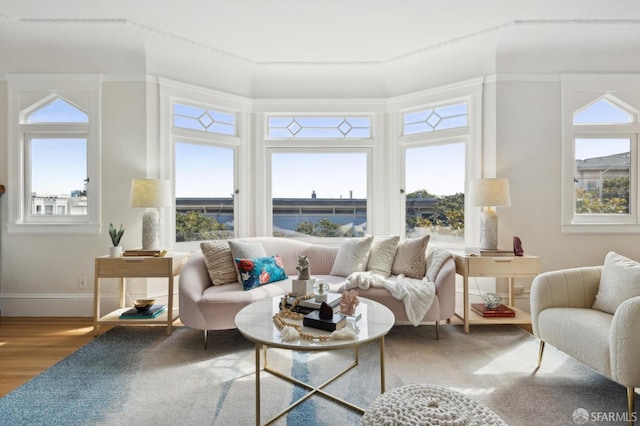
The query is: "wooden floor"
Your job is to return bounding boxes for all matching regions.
[0,317,108,398]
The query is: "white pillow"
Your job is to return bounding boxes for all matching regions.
[391,234,430,279]
[200,240,238,286]
[366,234,400,277]
[330,235,374,277]
[228,240,268,283]
[593,251,640,314]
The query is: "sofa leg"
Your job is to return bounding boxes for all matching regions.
[435,321,440,340]
[628,387,635,425]
[204,329,208,350]
[537,340,545,368]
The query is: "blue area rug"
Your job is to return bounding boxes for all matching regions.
[0,324,635,425]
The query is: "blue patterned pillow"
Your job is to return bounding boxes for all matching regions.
[234,255,288,291]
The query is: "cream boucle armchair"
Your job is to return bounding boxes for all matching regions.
[530,252,640,423]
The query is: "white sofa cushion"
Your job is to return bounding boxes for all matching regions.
[392,234,430,279]
[330,235,374,277]
[593,251,640,314]
[367,234,400,277]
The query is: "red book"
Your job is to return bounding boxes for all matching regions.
[471,303,516,317]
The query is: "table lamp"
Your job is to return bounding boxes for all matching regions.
[469,178,511,250]
[129,179,171,250]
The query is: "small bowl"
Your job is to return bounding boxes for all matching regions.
[134,299,155,311]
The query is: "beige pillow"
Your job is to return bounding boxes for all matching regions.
[200,241,238,286]
[391,234,430,279]
[593,251,640,314]
[228,240,268,283]
[330,235,374,277]
[367,234,400,277]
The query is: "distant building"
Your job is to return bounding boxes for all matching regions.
[176,195,437,233]
[575,152,629,193]
[31,192,87,215]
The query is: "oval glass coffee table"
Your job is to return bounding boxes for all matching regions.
[235,296,395,426]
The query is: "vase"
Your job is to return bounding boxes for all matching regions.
[109,246,123,257]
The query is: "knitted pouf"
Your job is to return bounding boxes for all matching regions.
[361,384,506,426]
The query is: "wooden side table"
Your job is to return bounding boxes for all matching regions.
[93,252,189,336]
[453,253,540,333]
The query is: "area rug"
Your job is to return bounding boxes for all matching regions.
[0,324,635,425]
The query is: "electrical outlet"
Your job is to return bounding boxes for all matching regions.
[78,277,87,290]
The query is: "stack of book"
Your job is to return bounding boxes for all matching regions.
[283,292,342,314]
[465,248,514,257]
[303,310,347,331]
[119,305,167,319]
[471,303,516,318]
[123,249,167,257]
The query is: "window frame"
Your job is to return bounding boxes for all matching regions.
[160,79,249,250]
[259,110,379,242]
[393,87,482,249]
[6,75,102,234]
[561,76,640,233]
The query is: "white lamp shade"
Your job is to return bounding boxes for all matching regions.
[468,178,511,207]
[130,179,172,208]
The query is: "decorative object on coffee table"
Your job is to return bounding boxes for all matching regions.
[362,384,506,426]
[313,279,328,302]
[292,254,315,295]
[340,289,360,316]
[296,254,311,280]
[318,301,333,320]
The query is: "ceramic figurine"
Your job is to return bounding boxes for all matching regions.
[296,255,311,280]
[319,302,333,320]
[513,236,524,256]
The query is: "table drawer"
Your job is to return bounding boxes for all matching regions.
[467,256,539,276]
[97,257,171,277]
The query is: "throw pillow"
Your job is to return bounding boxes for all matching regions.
[330,235,374,277]
[228,240,268,283]
[200,240,238,286]
[366,234,400,277]
[391,234,430,279]
[235,255,288,291]
[593,251,640,314]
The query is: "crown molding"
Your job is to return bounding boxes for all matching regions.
[485,74,561,83]
[4,13,639,67]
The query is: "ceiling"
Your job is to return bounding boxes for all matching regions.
[2,0,640,65]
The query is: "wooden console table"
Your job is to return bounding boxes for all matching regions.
[93,252,189,336]
[453,253,540,333]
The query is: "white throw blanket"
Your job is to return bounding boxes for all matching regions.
[342,247,452,326]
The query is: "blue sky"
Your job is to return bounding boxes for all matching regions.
[32,96,630,197]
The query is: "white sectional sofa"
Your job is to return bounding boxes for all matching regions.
[179,236,456,346]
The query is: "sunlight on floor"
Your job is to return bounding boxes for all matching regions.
[472,341,563,375]
[449,386,496,396]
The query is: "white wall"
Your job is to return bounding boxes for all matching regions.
[0,81,150,316]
